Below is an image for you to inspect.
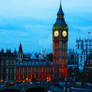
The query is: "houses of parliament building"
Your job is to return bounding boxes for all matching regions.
[0,3,68,82]
[0,44,53,82]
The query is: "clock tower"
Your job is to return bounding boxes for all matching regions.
[53,3,68,80]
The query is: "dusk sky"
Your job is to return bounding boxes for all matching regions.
[0,0,92,53]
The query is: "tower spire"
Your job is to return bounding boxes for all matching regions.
[19,43,23,53]
[54,0,66,25]
[57,0,64,15]
[60,0,61,6]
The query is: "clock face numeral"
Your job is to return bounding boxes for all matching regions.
[54,30,59,37]
[62,30,67,37]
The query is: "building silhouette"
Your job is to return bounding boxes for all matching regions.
[76,38,92,71]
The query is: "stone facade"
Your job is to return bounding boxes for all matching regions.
[0,44,53,82]
[0,49,16,82]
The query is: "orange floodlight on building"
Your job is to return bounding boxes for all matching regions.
[40,67,42,80]
[61,59,67,78]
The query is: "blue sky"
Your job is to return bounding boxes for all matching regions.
[0,0,92,53]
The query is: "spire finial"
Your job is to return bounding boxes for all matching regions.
[57,0,64,15]
[60,0,62,6]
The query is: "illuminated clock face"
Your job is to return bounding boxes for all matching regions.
[62,30,67,37]
[54,30,59,37]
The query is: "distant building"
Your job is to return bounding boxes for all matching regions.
[0,49,16,82]
[16,44,53,82]
[85,53,92,82]
[76,38,92,72]
[67,49,78,69]
[0,44,53,82]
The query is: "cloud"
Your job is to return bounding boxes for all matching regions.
[0,17,53,52]
[0,0,92,52]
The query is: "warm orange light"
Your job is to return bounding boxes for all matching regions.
[47,74,51,82]
[26,78,28,81]
[0,80,3,82]
[61,59,67,78]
